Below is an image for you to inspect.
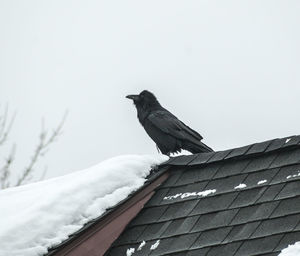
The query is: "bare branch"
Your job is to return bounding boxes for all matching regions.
[15,112,68,186]
[42,111,67,152]
[0,104,16,146]
[0,144,16,189]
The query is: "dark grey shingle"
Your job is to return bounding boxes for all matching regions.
[224,144,252,159]
[166,233,200,254]
[148,237,174,256]
[160,168,183,188]
[173,167,209,186]
[282,135,300,148]
[243,153,278,174]
[205,174,247,194]
[191,209,238,232]
[270,164,300,185]
[159,200,198,221]
[256,183,285,203]
[162,216,199,237]
[186,248,210,256]
[243,168,278,188]
[137,221,171,241]
[229,187,267,208]
[230,201,279,225]
[114,225,147,246]
[271,196,300,218]
[274,231,300,252]
[234,234,283,256]
[207,149,233,162]
[269,148,300,168]
[275,180,300,200]
[265,138,287,152]
[247,140,273,155]
[146,188,170,207]
[223,221,261,243]
[129,205,168,226]
[251,214,300,238]
[205,242,242,256]
[214,158,251,178]
[190,192,238,215]
[189,152,215,165]
[190,227,232,249]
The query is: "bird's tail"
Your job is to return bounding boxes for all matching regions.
[184,141,214,154]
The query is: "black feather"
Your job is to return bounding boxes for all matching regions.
[126,90,213,155]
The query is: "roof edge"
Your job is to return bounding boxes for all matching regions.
[46,166,171,255]
[162,135,300,167]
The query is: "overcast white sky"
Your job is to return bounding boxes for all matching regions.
[0,0,299,180]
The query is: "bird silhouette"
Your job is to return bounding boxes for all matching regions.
[126,90,213,155]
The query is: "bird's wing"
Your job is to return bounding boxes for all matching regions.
[146,110,203,141]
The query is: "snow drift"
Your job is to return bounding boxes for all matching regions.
[279,241,300,256]
[0,154,168,256]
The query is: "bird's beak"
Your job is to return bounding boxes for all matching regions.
[126,94,139,101]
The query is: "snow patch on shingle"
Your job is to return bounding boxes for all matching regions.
[197,189,217,197]
[287,171,300,179]
[137,241,146,251]
[150,240,160,250]
[257,180,267,185]
[164,189,216,200]
[234,183,247,189]
[126,248,135,256]
[279,241,300,256]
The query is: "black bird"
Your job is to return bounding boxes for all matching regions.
[126,90,213,155]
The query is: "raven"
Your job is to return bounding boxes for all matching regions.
[126,90,213,155]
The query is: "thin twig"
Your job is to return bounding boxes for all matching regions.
[15,111,68,186]
[0,144,16,189]
[0,105,16,146]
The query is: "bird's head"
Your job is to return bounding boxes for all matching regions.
[126,90,160,110]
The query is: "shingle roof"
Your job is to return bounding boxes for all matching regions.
[106,135,300,256]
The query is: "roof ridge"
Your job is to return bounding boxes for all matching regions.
[162,135,300,166]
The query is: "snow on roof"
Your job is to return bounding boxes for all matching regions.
[279,242,300,256]
[0,154,168,256]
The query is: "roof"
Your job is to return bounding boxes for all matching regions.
[106,135,300,256]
